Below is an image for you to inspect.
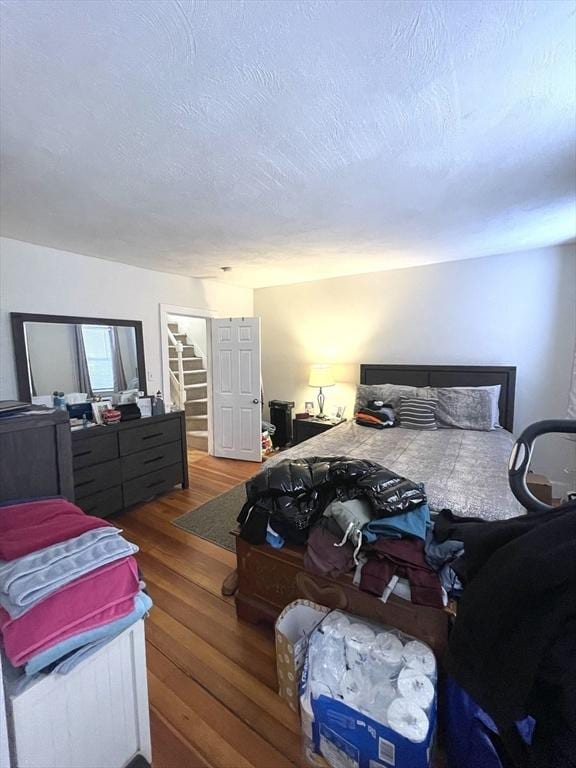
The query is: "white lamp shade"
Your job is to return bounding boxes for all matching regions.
[308,364,335,388]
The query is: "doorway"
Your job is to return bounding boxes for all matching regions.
[160,304,216,454]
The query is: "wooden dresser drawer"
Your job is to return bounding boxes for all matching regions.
[119,419,181,456]
[75,486,124,519]
[123,463,183,507]
[72,433,118,470]
[121,440,182,482]
[74,459,121,500]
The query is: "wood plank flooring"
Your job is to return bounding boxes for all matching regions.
[117,450,303,768]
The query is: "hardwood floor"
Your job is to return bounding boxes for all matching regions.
[117,450,303,768]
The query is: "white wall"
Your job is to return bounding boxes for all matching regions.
[255,245,576,490]
[0,237,253,399]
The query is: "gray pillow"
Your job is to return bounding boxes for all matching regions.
[448,385,501,428]
[354,384,429,414]
[433,387,496,431]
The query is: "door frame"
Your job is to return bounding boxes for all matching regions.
[159,304,218,455]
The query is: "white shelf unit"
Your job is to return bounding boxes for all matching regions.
[3,620,151,768]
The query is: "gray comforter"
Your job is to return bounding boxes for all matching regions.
[265,421,524,521]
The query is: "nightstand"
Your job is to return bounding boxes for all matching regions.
[292,418,345,445]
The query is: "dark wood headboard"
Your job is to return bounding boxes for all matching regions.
[360,364,517,432]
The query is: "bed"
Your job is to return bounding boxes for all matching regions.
[234,364,519,648]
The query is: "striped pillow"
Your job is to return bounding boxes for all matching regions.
[398,397,438,430]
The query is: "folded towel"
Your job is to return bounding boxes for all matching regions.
[0,527,138,618]
[355,412,387,425]
[0,499,112,560]
[25,591,153,676]
[357,407,394,424]
[355,419,386,430]
[0,556,140,666]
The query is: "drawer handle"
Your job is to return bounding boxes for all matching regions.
[75,449,93,458]
[147,478,166,489]
[76,478,96,488]
[142,432,163,441]
[144,455,164,465]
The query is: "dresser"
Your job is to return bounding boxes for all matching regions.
[72,411,188,517]
[0,408,74,503]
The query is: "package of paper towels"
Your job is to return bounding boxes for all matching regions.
[300,610,437,768]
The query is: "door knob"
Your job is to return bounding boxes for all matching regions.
[252,399,260,404]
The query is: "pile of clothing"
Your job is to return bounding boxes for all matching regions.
[237,456,459,609]
[440,504,576,768]
[354,399,395,429]
[0,497,151,677]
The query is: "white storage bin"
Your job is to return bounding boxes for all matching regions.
[3,620,151,768]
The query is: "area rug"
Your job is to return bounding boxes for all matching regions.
[172,482,247,551]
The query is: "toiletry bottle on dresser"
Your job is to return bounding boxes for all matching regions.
[152,391,165,416]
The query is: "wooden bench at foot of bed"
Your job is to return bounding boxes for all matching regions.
[233,532,451,659]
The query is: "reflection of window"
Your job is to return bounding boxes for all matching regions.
[82,326,114,392]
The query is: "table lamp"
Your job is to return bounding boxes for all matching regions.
[308,364,335,419]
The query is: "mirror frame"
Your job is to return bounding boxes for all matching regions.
[10,312,147,402]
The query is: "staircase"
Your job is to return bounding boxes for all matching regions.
[167,321,208,451]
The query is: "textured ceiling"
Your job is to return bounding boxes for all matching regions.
[0,0,575,288]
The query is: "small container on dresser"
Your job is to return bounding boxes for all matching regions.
[72,411,189,518]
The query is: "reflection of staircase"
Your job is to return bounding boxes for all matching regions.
[168,321,208,451]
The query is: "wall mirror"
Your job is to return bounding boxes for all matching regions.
[11,313,147,402]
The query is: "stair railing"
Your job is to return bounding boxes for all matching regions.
[167,326,186,409]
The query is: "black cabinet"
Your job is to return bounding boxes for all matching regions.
[0,408,74,502]
[71,411,188,517]
[292,418,344,445]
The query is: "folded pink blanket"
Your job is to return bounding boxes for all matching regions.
[0,499,112,560]
[0,557,139,666]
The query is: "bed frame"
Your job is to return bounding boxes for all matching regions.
[234,362,517,651]
[360,364,516,432]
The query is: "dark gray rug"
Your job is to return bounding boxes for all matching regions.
[172,482,247,551]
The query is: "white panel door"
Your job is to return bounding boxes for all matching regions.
[211,317,262,462]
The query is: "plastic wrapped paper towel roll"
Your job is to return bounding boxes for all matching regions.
[364,684,396,725]
[322,613,351,634]
[371,631,404,676]
[386,697,430,743]
[402,640,436,677]
[344,623,375,668]
[397,667,435,710]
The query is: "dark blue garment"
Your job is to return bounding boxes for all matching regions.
[445,676,534,768]
[424,522,464,571]
[439,564,463,597]
[363,502,430,542]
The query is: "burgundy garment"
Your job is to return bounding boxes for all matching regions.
[0,499,112,560]
[304,518,355,579]
[360,538,444,609]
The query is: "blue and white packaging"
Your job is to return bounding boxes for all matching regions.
[300,611,437,768]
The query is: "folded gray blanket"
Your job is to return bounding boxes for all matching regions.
[0,527,138,618]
